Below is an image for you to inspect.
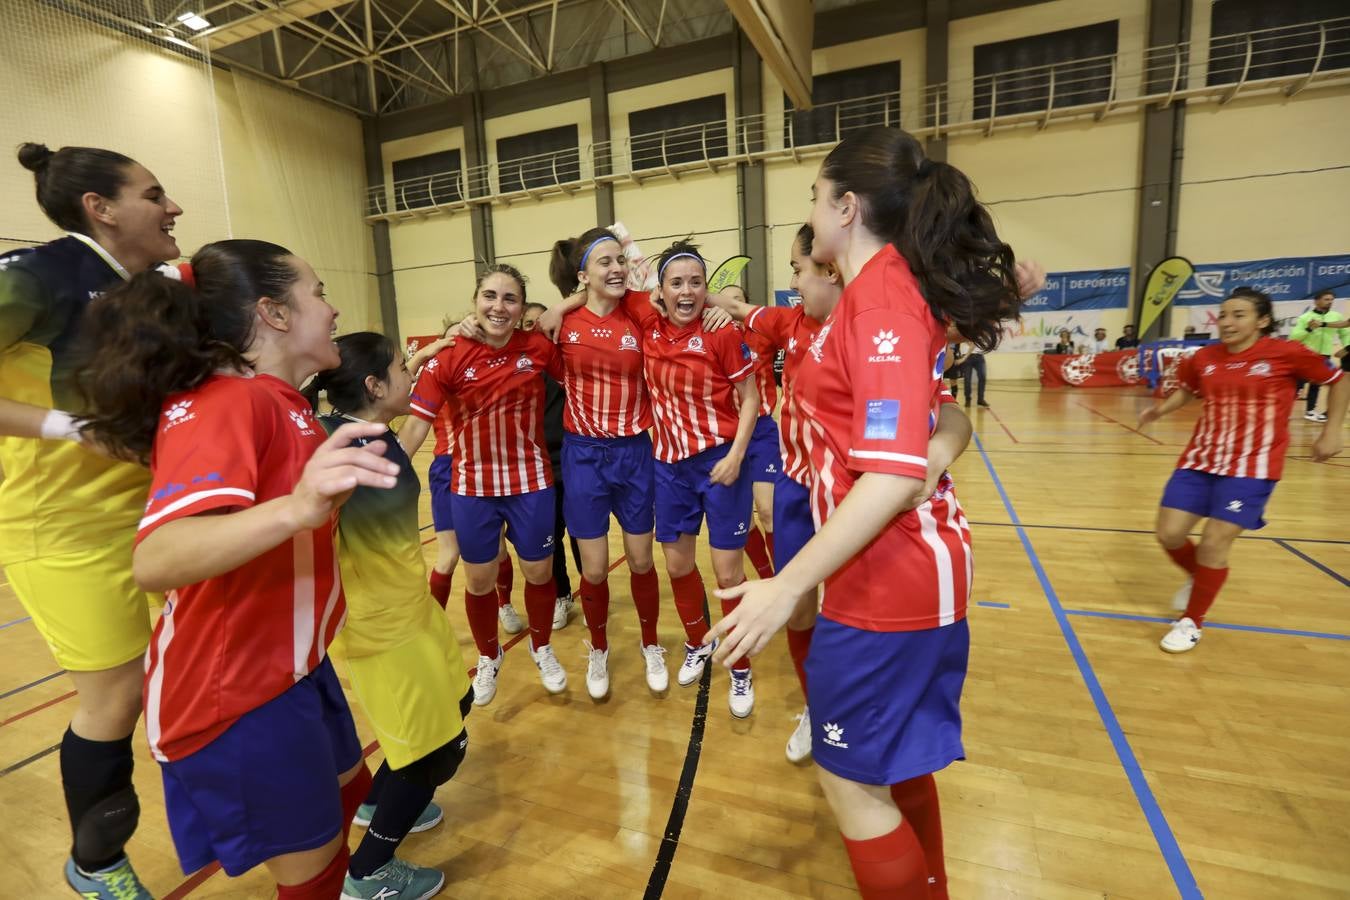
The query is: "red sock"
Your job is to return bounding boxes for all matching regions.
[496,556,514,607]
[670,569,709,646]
[1184,564,1228,626]
[786,625,813,699]
[890,775,947,900]
[744,526,774,579]
[581,576,610,652]
[524,578,557,649]
[720,587,750,671]
[764,530,775,565]
[841,820,932,899]
[630,568,661,647]
[464,589,501,659]
[276,844,349,900]
[429,569,452,610]
[339,762,373,844]
[1164,540,1197,576]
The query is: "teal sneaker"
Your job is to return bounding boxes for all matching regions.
[64,856,152,900]
[341,857,445,900]
[351,800,444,833]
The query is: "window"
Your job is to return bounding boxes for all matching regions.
[784,62,900,146]
[973,21,1119,118]
[391,149,463,211]
[1208,0,1350,86]
[496,125,580,193]
[628,94,728,171]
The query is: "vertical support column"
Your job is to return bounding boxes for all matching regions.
[734,28,769,305]
[589,63,616,226]
[361,118,401,338]
[1134,0,1191,339]
[924,0,949,163]
[460,91,495,266]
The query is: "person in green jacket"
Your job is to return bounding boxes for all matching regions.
[1291,289,1348,421]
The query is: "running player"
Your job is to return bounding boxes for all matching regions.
[1139,286,1345,653]
[0,142,182,899]
[398,265,566,705]
[78,239,398,899]
[708,127,1024,899]
[307,333,473,899]
[722,284,779,581]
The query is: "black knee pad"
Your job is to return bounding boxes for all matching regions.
[458,686,473,720]
[73,785,139,865]
[397,730,468,789]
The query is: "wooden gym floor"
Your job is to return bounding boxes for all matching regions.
[1,381,1346,898]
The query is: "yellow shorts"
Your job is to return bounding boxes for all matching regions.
[341,601,472,770]
[4,530,154,671]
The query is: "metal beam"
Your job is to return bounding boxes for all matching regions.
[724,0,813,108]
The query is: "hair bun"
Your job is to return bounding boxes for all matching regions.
[17,142,55,173]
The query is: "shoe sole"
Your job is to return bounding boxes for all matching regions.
[587,682,609,700]
[730,704,754,719]
[677,669,702,687]
[409,807,444,833]
[1160,642,1199,654]
[785,748,813,764]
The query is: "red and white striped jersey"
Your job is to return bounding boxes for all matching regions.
[137,373,345,762]
[410,331,557,496]
[1176,337,1341,481]
[556,295,652,438]
[796,245,971,632]
[746,305,822,487]
[639,310,757,464]
[745,329,779,417]
[431,404,454,457]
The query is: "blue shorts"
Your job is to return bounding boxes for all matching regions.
[159,658,362,876]
[772,474,815,571]
[806,616,969,785]
[428,455,455,533]
[561,432,655,539]
[1161,468,1276,531]
[655,442,753,550]
[745,415,782,483]
[452,487,557,564]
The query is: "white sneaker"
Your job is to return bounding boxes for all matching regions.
[499,603,524,634]
[584,642,610,699]
[553,595,573,630]
[1314,411,1328,422]
[785,705,812,763]
[1304,410,1328,422]
[531,642,568,693]
[472,651,503,706]
[1170,577,1193,612]
[677,640,715,687]
[1160,617,1202,653]
[728,668,755,718]
[641,644,669,692]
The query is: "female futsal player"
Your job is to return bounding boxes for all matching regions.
[397,265,566,705]
[0,142,182,899]
[1139,286,1345,653]
[308,333,474,899]
[79,240,397,899]
[707,127,1024,898]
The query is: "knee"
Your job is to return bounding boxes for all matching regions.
[521,559,552,584]
[581,565,608,585]
[1155,524,1188,549]
[664,555,694,580]
[464,571,494,595]
[627,550,655,575]
[399,730,469,789]
[1196,536,1235,568]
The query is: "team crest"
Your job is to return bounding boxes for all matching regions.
[808,322,833,363]
[1203,364,1217,376]
[1248,361,1272,377]
[620,332,639,351]
[516,354,534,371]
[686,336,705,353]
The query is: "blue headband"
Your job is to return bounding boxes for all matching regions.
[658,252,706,281]
[579,235,618,271]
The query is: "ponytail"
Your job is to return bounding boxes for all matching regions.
[548,226,619,297]
[77,239,298,463]
[820,127,1021,351]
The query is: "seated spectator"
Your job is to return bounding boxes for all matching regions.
[1116,324,1140,349]
[1050,329,1076,355]
[1086,327,1110,353]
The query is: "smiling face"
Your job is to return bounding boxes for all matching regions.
[790,236,842,322]
[807,173,851,268]
[1217,296,1269,349]
[475,271,525,343]
[103,163,183,264]
[578,238,626,302]
[281,256,341,373]
[660,257,707,327]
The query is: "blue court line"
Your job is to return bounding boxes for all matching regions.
[1273,540,1349,589]
[1063,608,1349,641]
[966,519,1350,547]
[977,601,1011,609]
[974,434,1202,899]
[0,617,31,631]
[0,670,65,700]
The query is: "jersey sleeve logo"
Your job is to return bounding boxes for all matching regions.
[288,408,318,436]
[868,329,902,363]
[162,400,196,432]
[686,336,705,353]
[620,332,639,351]
[426,357,439,371]
[864,399,900,439]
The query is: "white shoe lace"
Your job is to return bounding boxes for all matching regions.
[473,655,497,690]
[643,644,667,674]
[374,857,417,886]
[536,645,565,681]
[585,642,607,679]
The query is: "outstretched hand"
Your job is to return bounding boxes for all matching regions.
[1137,404,1163,429]
[706,577,799,668]
[1311,430,1343,462]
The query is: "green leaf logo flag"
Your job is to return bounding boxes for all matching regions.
[1138,256,1194,337]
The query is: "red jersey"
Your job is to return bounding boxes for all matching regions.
[744,329,779,416]
[431,405,454,457]
[746,305,823,487]
[556,294,652,437]
[410,330,556,496]
[137,373,344,763]
[797,245,971,632]
[1176,336,1342,480]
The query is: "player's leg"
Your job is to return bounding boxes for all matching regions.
[563,434,617,669]
[550,478,575,629]
[972,353,989,406]
[746,480,776,579]
[703,450,756,716]
[453,494,510,705]
[426,455,460,611]
[506,488,569,695]
[742,416,779,579]
[656,456,716,687]
[775,474,819,761]
[1155,469,1208,611]
[612,435,665,690]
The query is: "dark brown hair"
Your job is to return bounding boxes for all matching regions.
[78,239,300,462]
[1227,286,1276,334]
[820,126,1021,351]
[305,332,398,414]
[17,142,137,233]
[475,262,528,302]
[548,227,619,297]
[795,223,816,256]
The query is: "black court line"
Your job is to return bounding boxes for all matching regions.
[1274,540,1349,589]
[0,670,65,700]
[645,605,714,899]
[0,742,60,777]
[966,519,1350,547]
